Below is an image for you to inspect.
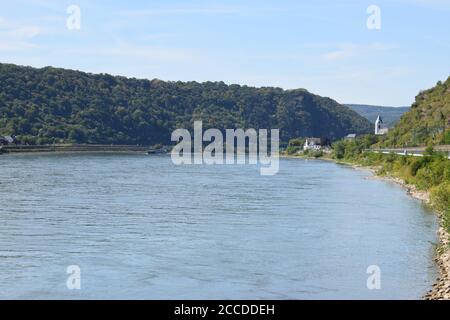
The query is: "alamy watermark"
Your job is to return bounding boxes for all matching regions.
[366,5,381,30]
[171,121,279,175]
[366,265,381,290]
[66,265,81,290]
[66,5,81,31]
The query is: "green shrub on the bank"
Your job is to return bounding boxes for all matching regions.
[431,182,450,213]
[286,138,304,155]
[304,149,324,158]
[332,134,380,160]
[431,182,450,232]
[353,153,449,190]
[414,155,449,189]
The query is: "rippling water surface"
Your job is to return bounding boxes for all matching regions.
[0,153,438,299]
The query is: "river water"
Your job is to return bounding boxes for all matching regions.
[0,153,438,299]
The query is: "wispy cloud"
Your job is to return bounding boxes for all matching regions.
[140,33,181,41]
[396,0,450,10]
[63,41,197,63]
[323,44,357,61]
[0,17,42,51]
[116,4,285,18]
[322,43,398,61]
[2,25,41,38]
[118,7,239,17]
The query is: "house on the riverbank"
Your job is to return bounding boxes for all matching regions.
[0,135,18,145]
[303,137,323,151]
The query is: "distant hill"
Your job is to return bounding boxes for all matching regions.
[380,77,450,147]
[0,63,371,145]
[345,104,410,128]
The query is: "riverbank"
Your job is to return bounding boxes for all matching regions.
[369,173,450,299]
[285,150,450,299]
[337,160,450,300]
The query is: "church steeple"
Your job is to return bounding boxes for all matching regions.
[375,115,385,135]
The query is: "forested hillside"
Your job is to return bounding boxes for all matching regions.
[0,63,371,145]
[380,77,450,147]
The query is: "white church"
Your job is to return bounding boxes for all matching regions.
[375,115,389,135]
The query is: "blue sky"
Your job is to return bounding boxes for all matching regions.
[0,0,449,106]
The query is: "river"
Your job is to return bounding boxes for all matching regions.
[0,153,438,299]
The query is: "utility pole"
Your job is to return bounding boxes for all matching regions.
[440,111,446,144]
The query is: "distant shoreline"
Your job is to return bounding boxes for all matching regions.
[0,144,160,154]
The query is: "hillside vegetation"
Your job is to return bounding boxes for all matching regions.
[380,77,450,147]
[0,63,371,145]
